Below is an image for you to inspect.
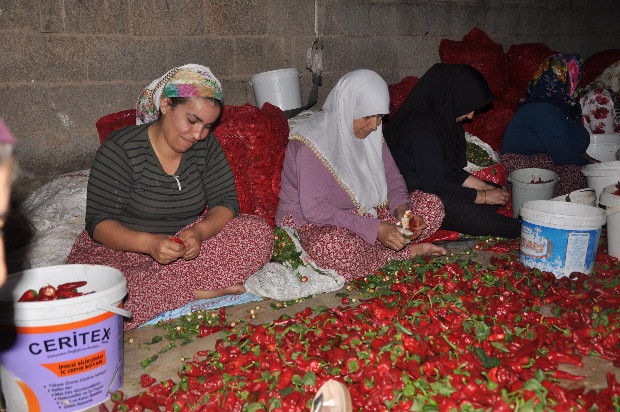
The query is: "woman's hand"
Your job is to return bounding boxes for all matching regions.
[150,234,186,265]
[477,188,510,206]
[176,227,203,260]
[377,221,408,251]
[408,214,427,240]
[463,174,495,190]
[393,203,411,222]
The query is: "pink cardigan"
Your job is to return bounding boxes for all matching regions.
[275,139,411,244]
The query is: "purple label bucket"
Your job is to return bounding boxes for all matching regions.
[0,264,130,412]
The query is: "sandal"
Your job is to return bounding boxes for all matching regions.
[311,379,353,412]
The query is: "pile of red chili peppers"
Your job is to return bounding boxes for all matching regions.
[105,238,620,411]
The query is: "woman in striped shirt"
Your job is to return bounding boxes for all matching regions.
[68,64,273,330]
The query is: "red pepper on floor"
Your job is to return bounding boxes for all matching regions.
[140,373,157,388]
[552,369,585,381]
[546,351,583,367]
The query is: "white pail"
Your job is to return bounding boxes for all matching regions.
[0,264,130,412]
[587,133,620,163]
[250,68,303,111]
[581,161,620,202]
[600,183,620,258]
[551,188,597,207]
[520,201,606,278]
[508,168,559,218]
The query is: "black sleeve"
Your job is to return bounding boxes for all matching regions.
[401,129,477,202]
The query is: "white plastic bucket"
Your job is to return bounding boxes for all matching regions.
[0,264,130,412]
[581,161,620,201]
[508,168,559,218]
[587,133,620,163]
[600,183,620,258]
[520,201,606,278]
[250,68,302,111]
[551,188,597,207]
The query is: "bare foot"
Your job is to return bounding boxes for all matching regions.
[409,242,447,258]
[194,284,246,300]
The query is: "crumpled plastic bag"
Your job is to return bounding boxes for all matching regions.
[244,227,345,301]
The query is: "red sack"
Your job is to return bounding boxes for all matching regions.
[473,163,512,217]
[439,28,508,98]
[387,76,419,122]
[472,163,507,188]
[464,97,515,153]
[582,49,620,87]
[506,43,556,98]
[95,109,136,144]
[212,103,289,227]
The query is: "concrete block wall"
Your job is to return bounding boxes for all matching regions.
[1,0,619,203]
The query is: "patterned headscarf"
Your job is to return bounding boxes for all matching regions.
[290,69,390,216]
[520,53,584,121]
[136,64,223,124]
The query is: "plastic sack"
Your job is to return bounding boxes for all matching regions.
[213,103,289,226]
[95,109,136,144]
[463,97,515,153]
[387,76,419,122]
[506,43,556,97]
[439,27,508,98]
[244,227,345,300]
[582,49,620,88]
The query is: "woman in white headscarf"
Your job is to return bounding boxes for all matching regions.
[276,69,446,280]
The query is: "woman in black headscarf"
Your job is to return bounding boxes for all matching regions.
[384,63,521,238]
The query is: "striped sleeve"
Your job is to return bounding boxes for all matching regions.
[85,136,134,238]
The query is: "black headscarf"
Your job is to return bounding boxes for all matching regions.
[384,63,494,170]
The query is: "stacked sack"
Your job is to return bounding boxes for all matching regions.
[437,28,560,153]
[212,103,289,227]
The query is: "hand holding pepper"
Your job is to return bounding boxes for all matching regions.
[408,213,427,240]
[149,234,186,265]
[377,221,407,251]
[175,227,202,261]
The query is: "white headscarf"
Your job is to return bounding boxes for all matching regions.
[290,69,389,216]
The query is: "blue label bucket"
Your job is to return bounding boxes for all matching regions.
[520,201,606,278]
[0,264,130,412]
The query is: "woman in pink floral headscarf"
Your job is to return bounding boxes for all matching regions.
[501,53,597,197]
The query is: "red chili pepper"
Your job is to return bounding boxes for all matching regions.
[18,289,37,302]
[140,373,157,388]
[170,235,184,246]
[199,325,223,338]
[547,351,583,368]
[219,307,226,324]
[552,369,585,381]
[57,281,87,291]
[39,285,56,299]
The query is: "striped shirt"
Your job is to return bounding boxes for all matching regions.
[85,124,238,237]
